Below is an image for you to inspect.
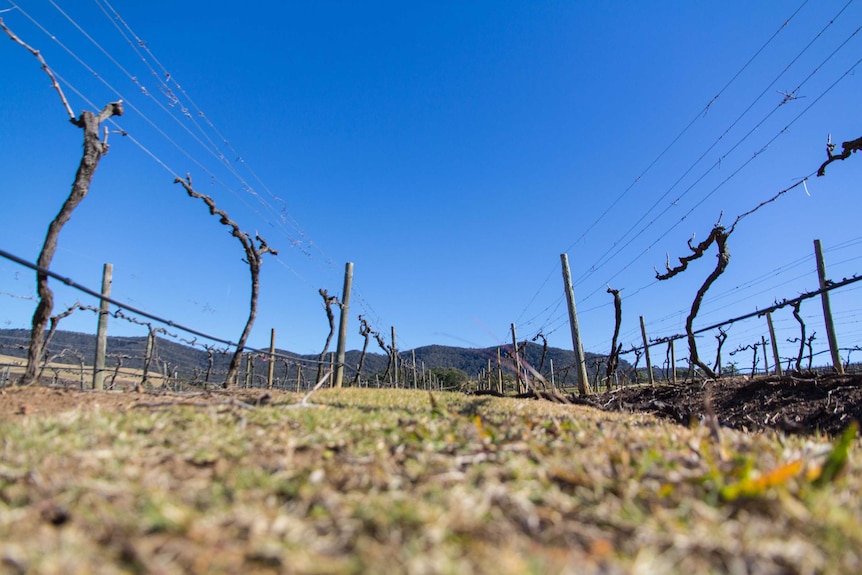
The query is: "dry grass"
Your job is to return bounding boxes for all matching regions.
[0,387,860,574]
[0,353,167,390]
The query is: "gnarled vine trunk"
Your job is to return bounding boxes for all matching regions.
[20,103,124,385]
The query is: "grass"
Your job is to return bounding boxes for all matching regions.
[0,387,860,574]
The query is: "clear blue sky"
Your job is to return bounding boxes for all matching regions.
[2,1,862,371]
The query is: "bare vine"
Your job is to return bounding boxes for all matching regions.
[373,331,392,382]
[629,346,643,385]
[0,18,75,120]
[531,333,548,375]
[606,286,623,380]
[730,343,759,376]
[789,300,807,372]
[655,219,730,380]
[3,17,127,385]
[805,333,816,371]
[713,327,728,377]
[38,302,86,379]
[174,175,277,388]
[107,353,130,390]
[817,134,862,176]
[844,346,862,371]
[664,342,672,382]
[315,288,341,385]
[140,326,167,392]
[353,315,372,386]
[6,18,126,386]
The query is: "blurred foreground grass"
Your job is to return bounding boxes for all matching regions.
[0,388,860,574]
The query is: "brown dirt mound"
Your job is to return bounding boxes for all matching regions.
[586,373,862,436]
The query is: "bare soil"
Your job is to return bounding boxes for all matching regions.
[0,385,277,418]
[585,372,862,437]
[3,373,860,437]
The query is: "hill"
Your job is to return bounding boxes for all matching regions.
[0,329,627,388]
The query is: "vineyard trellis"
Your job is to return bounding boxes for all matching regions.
[3,9,862,399]
[617,272,862,383]
[0,247,483,394]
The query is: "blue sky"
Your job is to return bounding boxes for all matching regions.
[2,0,862,371]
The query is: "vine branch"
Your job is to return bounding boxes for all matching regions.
[1,17,75,121]
[817,134,862,176]
[655,218,730,380]
[174,175,277,387]
[315,288,340,385]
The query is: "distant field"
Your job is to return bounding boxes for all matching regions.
[0,353,167,390]
[0,386,859,574]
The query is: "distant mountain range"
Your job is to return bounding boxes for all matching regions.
[0,329,629,388]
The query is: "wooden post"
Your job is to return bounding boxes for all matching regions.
[422,361,426,390]
[560,254,591,395]
[267,328,276,389]
[511,323,523,393]
[761,336,769,375]
[412,349,417,389]
[391,326,398,387]
[245,353,253,388]
[814,240,844,374]
[93,263,112,391]
[496,348,503,394]
[670,340,677,384]
[141,330,154,392]
[550,358,555,389]
[766,312,782,377]
[333,262,354,388]
[639,316,655,386]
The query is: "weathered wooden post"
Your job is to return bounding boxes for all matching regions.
[93,263,112,391]
[670,339,677,384]
[511,323,523,393]
[334,262,354,388]
[412,349,418,389]
[814,240,844,374]
[639,316,655,386]
[765,312,782,377]
[560,254,590,395]
[391,326,398,387]
[245,353,253,388]
[140,330,155,392]
[267,328,276,390]
[496,348,503,394]
[761,336,769,376]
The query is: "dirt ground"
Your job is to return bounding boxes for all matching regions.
[0,385,277,419]
[2,373,860,437]
[585,372,862,437]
